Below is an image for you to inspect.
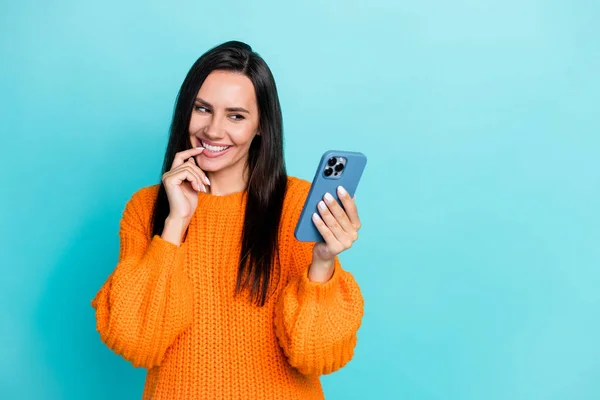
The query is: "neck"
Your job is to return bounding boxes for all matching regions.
[206,163,249,196]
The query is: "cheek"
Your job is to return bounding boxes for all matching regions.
[188,114,206,134]
[229,125,257,147]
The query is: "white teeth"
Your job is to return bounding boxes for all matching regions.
[201,140,230,152]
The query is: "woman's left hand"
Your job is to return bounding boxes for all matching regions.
[308,186,361,283]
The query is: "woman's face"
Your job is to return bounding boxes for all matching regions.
[189,70,259,176]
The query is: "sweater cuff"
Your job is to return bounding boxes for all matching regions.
[146,235,185,267]
[298,258,342,303]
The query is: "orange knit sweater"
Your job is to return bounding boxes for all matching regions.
[91,176,364,399]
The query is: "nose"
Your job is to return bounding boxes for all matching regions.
[204,113,225,140]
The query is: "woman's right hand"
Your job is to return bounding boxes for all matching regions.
[162,147,211,222]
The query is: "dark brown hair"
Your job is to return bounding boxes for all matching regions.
[151,41,287,306]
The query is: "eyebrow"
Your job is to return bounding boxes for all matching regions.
[195,97,250,114]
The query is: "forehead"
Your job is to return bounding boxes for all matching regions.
[197,70,257,108]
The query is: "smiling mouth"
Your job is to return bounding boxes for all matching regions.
[200,140,231,152]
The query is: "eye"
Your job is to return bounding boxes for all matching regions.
[194,106,210,113]
[229,114,245,121]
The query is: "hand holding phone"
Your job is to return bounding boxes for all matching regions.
[295,150,367,243]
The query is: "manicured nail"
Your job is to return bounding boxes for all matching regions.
[204,176,210,185]
[337,186,347,196]
[201,184,206,193]
[312,213,321,221]
[318,201,327,210]
[324,192,334,202]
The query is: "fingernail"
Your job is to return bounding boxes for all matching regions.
[312,213,321,221]
[337,186,347,196]
[196,147,204,150]
[201,184,206,193]
[204,176,210,185]
[324,192,334,202]
[318,201,327,210]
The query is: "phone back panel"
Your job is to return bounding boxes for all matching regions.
[294,150,367,242]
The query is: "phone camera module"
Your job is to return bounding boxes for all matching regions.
[334,163,344,172]
[324,167,333,177]
[327,157,337,167]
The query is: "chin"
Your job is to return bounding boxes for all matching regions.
[197,152,235,173]
[197,159,224,172]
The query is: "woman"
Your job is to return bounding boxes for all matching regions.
[92,40,364,400]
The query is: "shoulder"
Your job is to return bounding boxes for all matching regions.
[284,176,311,201]
[128,184,161,210]
[280,176,311,226]
[122,184,160,223]
[283,176,311,208]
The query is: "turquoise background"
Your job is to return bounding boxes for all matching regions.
[1,0,599,399]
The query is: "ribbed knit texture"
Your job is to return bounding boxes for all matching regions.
[91,176,364,399]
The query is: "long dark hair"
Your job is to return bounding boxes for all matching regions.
[151,41,288,306]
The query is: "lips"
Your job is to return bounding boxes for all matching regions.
[198,139,232,159]
[200,139,231,152]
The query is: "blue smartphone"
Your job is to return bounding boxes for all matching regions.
[294,150,367,242]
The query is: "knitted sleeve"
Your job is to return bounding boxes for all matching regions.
[91,187,194,368]
[274,178,364,376]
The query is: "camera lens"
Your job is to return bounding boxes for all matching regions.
[334,163,344,172]
[324,168,333,177]
[328,157,337,166]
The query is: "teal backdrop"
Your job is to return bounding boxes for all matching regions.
[1,0,599,399]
